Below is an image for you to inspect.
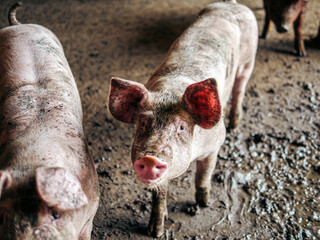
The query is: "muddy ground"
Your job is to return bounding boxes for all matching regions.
[0,0,319,239]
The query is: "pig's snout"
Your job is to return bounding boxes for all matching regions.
[276,23,289,33]
[134,156,167,184]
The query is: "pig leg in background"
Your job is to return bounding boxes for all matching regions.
[261,9,271,39]
[195,150,219,207]
[146,188,168,237]
[229,60,255,130]
[309,24,320,48]
[306,21,320,49]
[294,9,307,57]
[314,24,320,44]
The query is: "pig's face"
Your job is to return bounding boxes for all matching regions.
[0,167,88,239]
[131,107,194,185]
[0,193,77,240]
[265,0,302,33]
[109,78,221,187]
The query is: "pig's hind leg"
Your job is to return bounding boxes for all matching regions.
[195,150,218,207]
[229,59,255,130]
[293,10,307,57]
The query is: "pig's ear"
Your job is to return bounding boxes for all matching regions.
[183,78,221,129]
[36,167,88,211]
[108,77,149,123]
[0,171,12,199]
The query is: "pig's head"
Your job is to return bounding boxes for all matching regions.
[264,0,306,33]
[0,167,88,239]
[109,77,221,187]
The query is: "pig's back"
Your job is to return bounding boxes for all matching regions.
[0,24,83,168]
[147,1,258,105]
[200,2,258,64]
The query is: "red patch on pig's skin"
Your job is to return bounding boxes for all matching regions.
[109,77,149,123]
[183,78,221,129]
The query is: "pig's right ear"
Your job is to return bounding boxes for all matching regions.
[183,78,221,129]
[108,77,149,123]
[36,167,88,211]
[0,171,12,199]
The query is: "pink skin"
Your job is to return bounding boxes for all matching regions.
[0,4,99,239]
[108,1,258,237]
[134,155,168,184]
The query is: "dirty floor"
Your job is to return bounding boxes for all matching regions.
[0,0,319,239]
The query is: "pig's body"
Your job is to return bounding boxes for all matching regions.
[109,0,257,237]
[261,0,308,56]
[0,4,99,240]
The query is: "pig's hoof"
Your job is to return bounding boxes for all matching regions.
[228,119,239,132]
[259,34,269,39]
[196,187,210,207]
[153,229,164,238]
[296,49,307,57]
[228,111,241,131]
[146,219,165,238]
[146,225,164,238]
[294,42,307,57]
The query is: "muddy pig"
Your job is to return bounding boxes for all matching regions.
[0,3,99,239]
[261,0,309,56]
[108,0,258,237]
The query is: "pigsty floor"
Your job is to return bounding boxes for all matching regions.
[0,0,319,239]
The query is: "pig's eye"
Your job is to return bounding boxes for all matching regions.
[177,120,189,138]
[138,118,148,134]
[177,122,187,133]
[140,120,146,130]
[51,209,60,221]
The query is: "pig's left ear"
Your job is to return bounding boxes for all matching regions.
[36,167,88,211]
[108,77,149,123]
[183,78,221,129]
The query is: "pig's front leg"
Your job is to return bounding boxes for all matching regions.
[146,187,168,237]
[195,151,218,207]
[293,11,307,57]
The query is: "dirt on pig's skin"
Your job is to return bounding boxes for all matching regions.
[0,0,319,239]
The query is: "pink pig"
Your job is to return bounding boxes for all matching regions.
[0,3,99,239]
[108,0,258,237]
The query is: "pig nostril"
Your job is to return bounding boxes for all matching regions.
[139,164,145,169]
[156,165,164,169]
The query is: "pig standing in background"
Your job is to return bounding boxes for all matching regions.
[309,22,320,48]
[108,0,258,237]
[261,0,309,56]
[0,3,99,239]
